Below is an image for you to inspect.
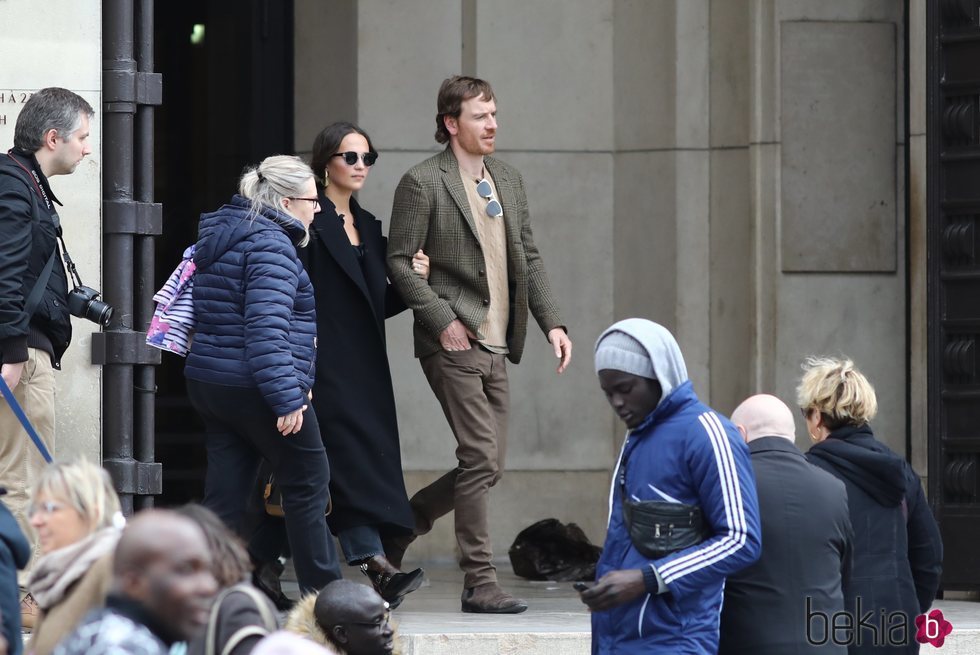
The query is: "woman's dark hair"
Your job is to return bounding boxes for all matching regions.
[176,503,252,587]
[310,122,376,184]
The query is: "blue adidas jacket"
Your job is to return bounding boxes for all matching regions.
[592,380,762,654]
[184,195,316,417]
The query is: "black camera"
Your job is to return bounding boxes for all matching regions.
[67,285,114,327]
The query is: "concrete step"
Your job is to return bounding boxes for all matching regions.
[393,569,590,654]
[279,562,980,654]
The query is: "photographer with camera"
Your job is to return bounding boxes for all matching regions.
[0,87,98,629]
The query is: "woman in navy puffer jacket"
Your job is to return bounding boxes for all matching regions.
[184,155,341,594]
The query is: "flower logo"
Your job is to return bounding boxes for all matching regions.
[915,609,953,648]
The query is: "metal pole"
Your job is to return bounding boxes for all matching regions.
[100,0,162,512]
[102,0,137,515]
[134,0,157,511]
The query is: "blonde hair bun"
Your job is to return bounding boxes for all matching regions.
[796,356,878,429]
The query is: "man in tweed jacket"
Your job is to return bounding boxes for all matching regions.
[387,76,572,614]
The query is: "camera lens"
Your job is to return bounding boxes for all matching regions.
[89,300,113,328]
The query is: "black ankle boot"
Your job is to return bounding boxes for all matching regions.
[359,555,425,609]
[252,559,294,611]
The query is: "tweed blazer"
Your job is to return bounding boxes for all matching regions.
[387,148,563,364]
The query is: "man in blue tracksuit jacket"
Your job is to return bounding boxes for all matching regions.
[581,318,762,654]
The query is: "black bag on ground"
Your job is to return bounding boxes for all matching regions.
[508,518,602,581]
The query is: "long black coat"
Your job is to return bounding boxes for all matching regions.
[720,436,852,655]
[807,425,943,654]
[299,192,414,537]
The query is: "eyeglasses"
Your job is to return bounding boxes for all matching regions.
[288,197,321,211]
[28,500,65,518]
[800,407,811,419]
[343,608,391,631]
[332,151,378,167]
[475,178,503,218]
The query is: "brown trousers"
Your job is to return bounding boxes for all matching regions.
[0,348,56,590]
[415,346,509,588]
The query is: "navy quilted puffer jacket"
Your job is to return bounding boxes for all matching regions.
[184,195,316,417]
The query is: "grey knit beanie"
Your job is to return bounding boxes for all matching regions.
[594,330,656,379]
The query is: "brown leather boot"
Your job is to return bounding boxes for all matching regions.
[461,582,528,614]
[360,554,425,609]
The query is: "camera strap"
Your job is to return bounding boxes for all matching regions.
[0,375,54,464]
[57,230,84,289]
[24,250,57,319]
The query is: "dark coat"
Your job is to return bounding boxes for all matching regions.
[807,425,943,654]
[187,582,279,655]
[0,498,30,655]
[184,195,317,417]
[297,193,413,536]
[720,436,853,655]
[0,149,72,367]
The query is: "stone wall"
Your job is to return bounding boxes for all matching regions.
[0,0,103,463]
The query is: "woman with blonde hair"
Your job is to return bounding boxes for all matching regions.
[184,154,340,595]
[799,356,942,654]
[25,459,123,655]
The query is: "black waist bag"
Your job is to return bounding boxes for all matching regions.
[622,499,711,559]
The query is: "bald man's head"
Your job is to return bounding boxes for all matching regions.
[315,580,394,655]
[731,394,797,444]
[113,510,217,644]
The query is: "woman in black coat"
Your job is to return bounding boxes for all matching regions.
[303,122,427,607]
[800,357,943,654]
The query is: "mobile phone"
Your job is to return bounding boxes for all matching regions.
[573,581,590,592]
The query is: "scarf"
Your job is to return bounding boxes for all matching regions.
[27,526,121,609]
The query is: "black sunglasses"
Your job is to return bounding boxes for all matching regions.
[332,151,378,166]
[475,178,503,218]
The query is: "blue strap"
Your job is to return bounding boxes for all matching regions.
[0,374,53,463]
